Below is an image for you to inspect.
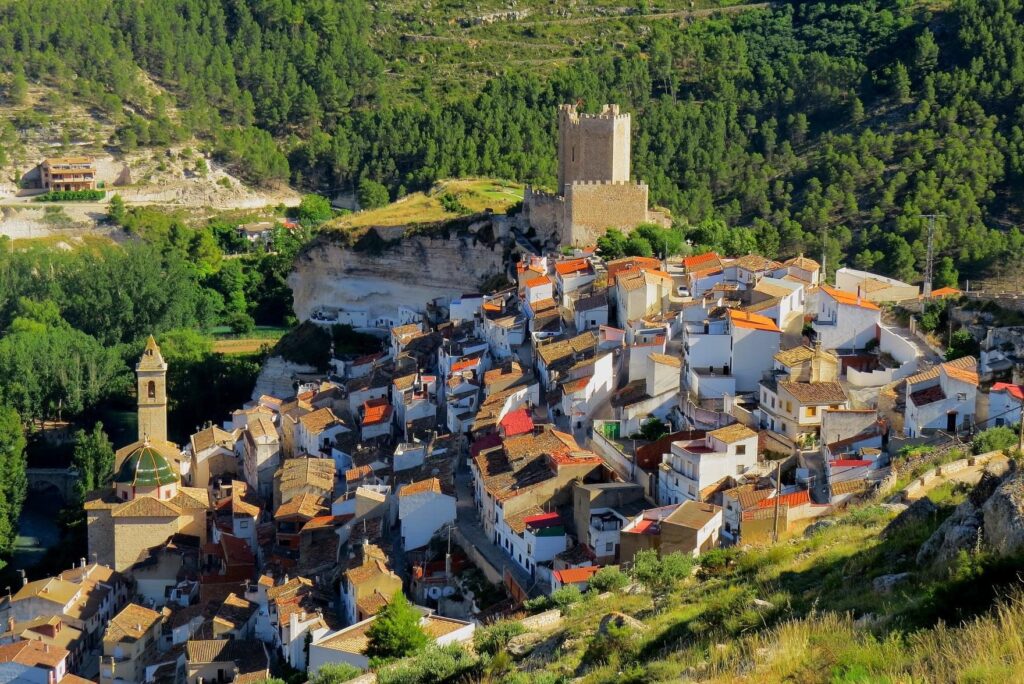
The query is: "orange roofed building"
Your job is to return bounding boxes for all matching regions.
[40,157,96,192]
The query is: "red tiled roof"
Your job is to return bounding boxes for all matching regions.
[362,398,392,426]
[927,287,961,298]
[555,259,591,276]
[470,433,502,458]
[523,512,561,528]
[553,566,600,584]
[451,358,478,372]
[683,252,720,269]
[821,285,881,311]
[992,382,1024,401]
[728,309,781,333]
[831,459,872,468]
[757,491,812,508]
[499,408,534,437]
[525,275,551,288]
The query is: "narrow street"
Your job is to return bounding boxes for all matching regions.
[453,465,543,596]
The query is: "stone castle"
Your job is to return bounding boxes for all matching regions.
[523,103,669,246]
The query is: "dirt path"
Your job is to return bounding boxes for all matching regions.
[510,2,771,26]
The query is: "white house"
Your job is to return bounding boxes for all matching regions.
[724,254,783,287]
[614,352,681,435]
[614,268,673,325]
[835,267,918,303]
[559,351,615,429]
[904,357,979,436]
[572,291,609,332]
[727,310,782,392]
[397,478,456,551]
[359,398,393,441]
[658,423,758,505]
[749,277,805,329]
[308,612,474,674]
[295,408,349,458]
[242,415,281,500]
[988,382,1024,427]
[523,275,554,304]
[778,254,821,286]
[448,294,483,323]
[554,258,596,301]
[813,285,880,352]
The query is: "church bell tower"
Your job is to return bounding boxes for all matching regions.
[136,335,168,443]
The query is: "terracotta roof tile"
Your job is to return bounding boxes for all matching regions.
[821,285,881,311]
[708,423,757,444]
[778,381,847,404]
[552,566,600,584]
[399,478,443,497]
[106,603,162,642]
[728,309,781,333]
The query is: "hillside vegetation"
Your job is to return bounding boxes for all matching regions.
[5,0,1024,284]
[365,462,1024,683]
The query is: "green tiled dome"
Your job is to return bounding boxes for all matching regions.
[114,444,178,487]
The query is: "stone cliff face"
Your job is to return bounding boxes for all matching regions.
[288,227,509,323]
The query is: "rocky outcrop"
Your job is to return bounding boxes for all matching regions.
[983,470,1024,557]
[917,459,1019,568]
[883,498,938,539]
[288,222,509,324]
[916,500,983,567]
[872,572,911,594]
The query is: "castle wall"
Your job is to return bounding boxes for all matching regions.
[522,186,566,242]
[564,181,651,245]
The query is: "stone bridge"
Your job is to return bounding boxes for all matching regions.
[25,467,80,504]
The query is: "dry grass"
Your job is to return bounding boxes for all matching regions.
[327,177,523,231]
[211,338,273,355]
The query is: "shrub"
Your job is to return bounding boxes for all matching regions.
[297,193,334,225]
[375,644,480,684]
[473,620,526,656]
[358,177,390,209]
[35,189,105,202]
[972,426,1018,454]
[308,662,361,683]
[550,585,583,609]
[631,550,694,607]
[589,566,629,593]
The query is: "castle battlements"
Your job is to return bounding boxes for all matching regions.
[558,103,629,123]
[568,179,648,189]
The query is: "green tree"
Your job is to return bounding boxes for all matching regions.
[0,404,27,559]
[631,550,694,608]
[914,30,940,75]
[297,194,334,225]
[358,178,390,210]
[945,329,979,361]
[365,592,428,661]
[9,64,27,105]
[892,61,912,103]
[638,417,669,441]
[107,194,126,224]
[308,662,361,684]
[71,422,115,501]
[588,566,629,593]
[934,256,959,289]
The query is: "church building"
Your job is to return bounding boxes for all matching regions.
[86,336,211,572]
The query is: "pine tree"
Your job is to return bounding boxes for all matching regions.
[366,592,428,661]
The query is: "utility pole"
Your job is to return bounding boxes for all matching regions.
[820,225,827,286]
[1018,405,1024,453]
[917,214,945,298]
[771,459,782,544]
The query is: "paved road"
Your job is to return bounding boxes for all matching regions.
[453,466,543,596]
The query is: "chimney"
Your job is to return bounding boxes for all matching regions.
[80,558,86,569]
[7,617,14,633]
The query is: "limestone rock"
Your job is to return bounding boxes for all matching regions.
[871,572,911,594]
[883,497,938,538]
[916,500,983,567]
[804,519,836,537]
[982,472,1024,557]
[598,612,646,635]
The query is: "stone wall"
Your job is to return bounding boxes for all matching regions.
[564,181,650,245]
[522,186,565,242]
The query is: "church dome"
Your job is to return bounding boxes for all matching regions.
[114,443,179,487]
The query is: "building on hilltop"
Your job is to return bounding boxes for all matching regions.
[40,157,97,192]
[523,103,670,247]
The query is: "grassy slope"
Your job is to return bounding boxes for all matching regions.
[324,178,522,233]
[504,482,1024,683]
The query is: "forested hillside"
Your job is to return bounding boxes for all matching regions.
[3,0,1024,282]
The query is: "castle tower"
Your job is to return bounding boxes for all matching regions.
[557,103,631,192]
[136,335,168,443]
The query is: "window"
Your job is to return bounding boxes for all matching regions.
[771,397,775,408]
[147,381,156,399]
[239,520,249,529]
[786,401,793,413]
[605,542,614,553]
[735,445,746,455]
[807,406,817,418]
[957,392,967,401]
